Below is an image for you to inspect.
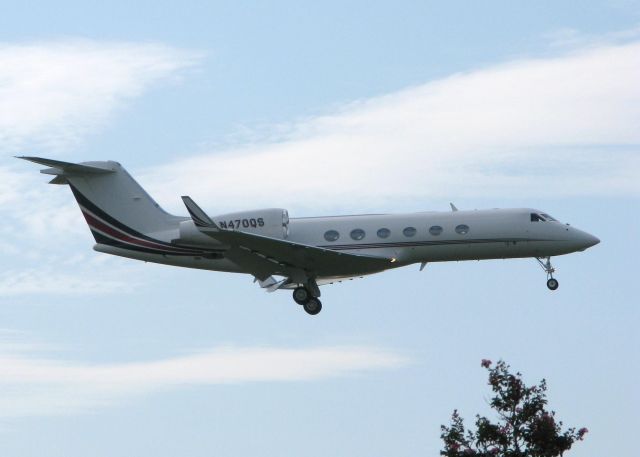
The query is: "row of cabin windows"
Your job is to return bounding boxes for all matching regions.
[323,224,470,242]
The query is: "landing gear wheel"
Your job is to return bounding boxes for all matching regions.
[536,257,559,291]
[303,298,322,315]
[293,287,310,305]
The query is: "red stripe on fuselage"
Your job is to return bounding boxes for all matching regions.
[81,210,200,254]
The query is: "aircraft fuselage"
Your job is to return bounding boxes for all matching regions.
[95,207,599,279]
[21,156,599,315]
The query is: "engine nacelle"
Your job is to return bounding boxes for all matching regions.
[178,208,290,246]
[214,208,290,238]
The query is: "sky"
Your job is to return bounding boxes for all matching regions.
[0,1,638,456]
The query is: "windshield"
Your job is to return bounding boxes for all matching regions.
[531,213,559,222]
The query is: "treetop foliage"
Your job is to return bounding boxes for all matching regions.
[440,360,587,457]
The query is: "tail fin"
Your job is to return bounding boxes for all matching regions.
[19,157,182,240]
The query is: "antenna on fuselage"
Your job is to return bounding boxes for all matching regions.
[449,202,458,212]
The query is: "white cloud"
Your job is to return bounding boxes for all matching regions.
[0,40,200,152]
[543,26,640,49]
[0,39,200,296]
[0,165,133,297]
[0,339,408,417]
[3,37,639,298]
[0,264,135,297]
[141,41,640,214]
[0,161,140,297]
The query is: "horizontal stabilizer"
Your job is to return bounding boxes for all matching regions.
[48,175,69,185]
[17,156,115,175]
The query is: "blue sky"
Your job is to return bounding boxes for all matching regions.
[0,1,638,456]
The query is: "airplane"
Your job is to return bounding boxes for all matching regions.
[19,156,600,315]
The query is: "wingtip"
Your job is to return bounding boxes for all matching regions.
[181,195,217,229]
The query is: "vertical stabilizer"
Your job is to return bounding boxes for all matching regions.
[19,157,183,239]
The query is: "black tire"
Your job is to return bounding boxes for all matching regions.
[547,278,559,291]
[303,298,322,315]
[293,287,310,305]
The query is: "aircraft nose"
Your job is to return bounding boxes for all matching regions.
[578,231,600,250]
[586,233,600,248]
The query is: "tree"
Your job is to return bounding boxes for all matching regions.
[440,360,588,457]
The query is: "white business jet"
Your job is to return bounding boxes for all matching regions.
[20,157,599,315]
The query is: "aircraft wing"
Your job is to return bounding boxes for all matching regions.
[182,196,393,280]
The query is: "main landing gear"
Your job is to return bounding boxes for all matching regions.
[536,256,559,291]
[293,286,322,315]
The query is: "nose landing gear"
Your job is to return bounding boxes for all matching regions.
[536,257,559,290]
[292,285,322,315]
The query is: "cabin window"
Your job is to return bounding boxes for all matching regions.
[455,224,469,235]
[350,229,366,240]
[324,230,340,242]
[530,213,546,222]
[403,227,416,237]
[377,228,390,238]
[429,225,443,236]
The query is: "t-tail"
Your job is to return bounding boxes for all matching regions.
[18,157,186,251]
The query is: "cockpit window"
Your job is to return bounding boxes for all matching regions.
[531,213,559,222]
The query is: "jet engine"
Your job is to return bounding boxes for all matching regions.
[178,208,289,246]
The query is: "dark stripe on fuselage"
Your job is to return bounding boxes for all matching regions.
[69,184,216,256]
[319,237,551,251]
[90,230,210,256]
[84,212,201,255]
[69,184,185,248]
